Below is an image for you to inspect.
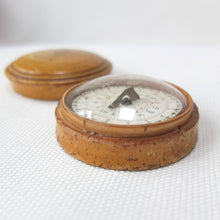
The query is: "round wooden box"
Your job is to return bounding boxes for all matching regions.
[5,49,112,100]
[55,75,199,171]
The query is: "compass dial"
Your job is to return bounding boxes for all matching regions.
[69,75,187,126]
[71,86,182,125]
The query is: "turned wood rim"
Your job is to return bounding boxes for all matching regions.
[56,82,194,138]
[5,60,112,82]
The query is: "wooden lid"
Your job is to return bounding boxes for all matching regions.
[5,49,112,100]
[7,49,112,81]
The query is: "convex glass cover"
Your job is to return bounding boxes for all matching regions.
[66,75,187,125]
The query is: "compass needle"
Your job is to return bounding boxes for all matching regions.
[108,87,140,109]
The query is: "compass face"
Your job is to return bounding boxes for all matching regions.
[71,86,182,125]
[68,75,187,126]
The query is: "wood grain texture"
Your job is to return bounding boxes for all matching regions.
[5,49,112,100]
[55,82,199,171]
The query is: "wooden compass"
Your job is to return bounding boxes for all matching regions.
[55,74,199,171]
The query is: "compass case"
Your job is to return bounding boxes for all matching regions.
[5,49,112,100]
[55,75,199,171]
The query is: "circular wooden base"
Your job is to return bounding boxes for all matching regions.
[56,104,199,171]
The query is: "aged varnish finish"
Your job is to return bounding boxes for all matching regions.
[55,75,199,171]
[5,49,112,100]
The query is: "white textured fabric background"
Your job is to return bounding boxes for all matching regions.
[0,44,220,220]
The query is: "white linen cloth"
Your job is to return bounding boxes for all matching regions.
[0,44,219,220]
